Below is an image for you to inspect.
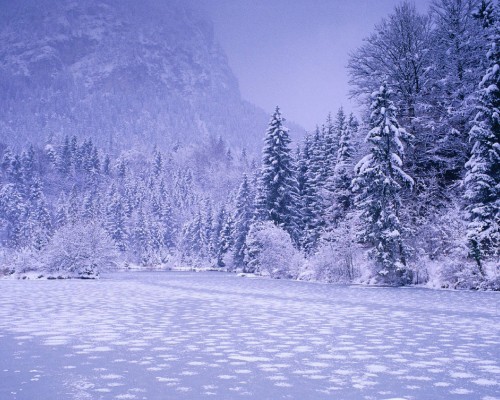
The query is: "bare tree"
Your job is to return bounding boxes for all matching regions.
[348,2,433,125]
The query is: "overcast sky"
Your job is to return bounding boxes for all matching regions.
[195,0,431,130]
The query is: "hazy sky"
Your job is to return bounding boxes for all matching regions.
[196,0,431,130]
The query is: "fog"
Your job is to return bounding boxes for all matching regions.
[195,0,432,129]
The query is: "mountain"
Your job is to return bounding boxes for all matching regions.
[0,0,300,154]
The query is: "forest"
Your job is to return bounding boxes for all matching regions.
[0,0,498,289]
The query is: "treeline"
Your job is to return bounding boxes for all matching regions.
[0,0,497,289]
[182,0,499,289]
[0,134,253,277]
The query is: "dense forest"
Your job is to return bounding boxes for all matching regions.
[0,0,498,289]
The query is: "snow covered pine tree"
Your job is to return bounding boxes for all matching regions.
[254,106,300,245]
[353,82,414,285]
[464,7,500,270]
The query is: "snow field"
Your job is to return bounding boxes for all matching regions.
[0,272,499,399]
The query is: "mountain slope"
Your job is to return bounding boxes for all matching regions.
[0,0,290,153]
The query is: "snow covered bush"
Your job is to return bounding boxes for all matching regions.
[42,223,118,278]
[301,218,361,283]
[411,204,499,290]
[244,221,303,279]
[8,248,43,276]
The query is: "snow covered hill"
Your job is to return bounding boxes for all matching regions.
[0,0,281,152]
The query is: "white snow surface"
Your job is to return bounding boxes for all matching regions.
[0,272,499,400]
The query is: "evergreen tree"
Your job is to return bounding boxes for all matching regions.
[70,136,80,168]
[324,111,356,228]
[1,148,13,175]
[58,136,72,176]
[90,147,101,175]
[103,154,111,175]
[55,194,68,228]
[45,145,57,166]
[0,183,26,247]
[211,206,229,267]
[10,155,23,184]
[296,140,309,236]
[334,107,347,150]
[232,174,254,268]
[300,130,324,253]
[322,113,338,177]
[464,14,500,268]
[153,150,163,178]
[21,145,36,186]
[26,178,52,250]
[254,106,300,244]
[220,212,234,268]
[106,186,128,252]
[426,0,487,185]
[182,211,206,258]
[352,83,414,285]
[134,205,151,264]
[203,200,214,257]
[116,159,127,179]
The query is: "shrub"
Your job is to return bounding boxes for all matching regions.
[244,221,303,279]
[42,223,118,278]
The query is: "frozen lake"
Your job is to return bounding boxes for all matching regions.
[0,272,499,400]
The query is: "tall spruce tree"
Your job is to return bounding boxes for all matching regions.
[464,12,500,269]
[232,174,254,268]
[254,106,300,245]
[352,83,414,285]
[301,129,324,252]
[322,113,338,178]
[324,111,356,228]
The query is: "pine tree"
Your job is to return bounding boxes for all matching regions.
[90,147,101,175]
[55,194,68,228]
[106,186,128,252]
[182,210,206,258]
[254,106,300,244]
[10,155,23,184]
[45,145,57,166]
[322,113,338,177]
[116,159,127,179]
[300,130,324,253]
[67,186,80,225]
[324,111,357,228]
[352,83,414,285]
[233,174,254,268]
[296,140,309,237]
[153,150,163,178]
[211,206,228,267]
[21,145,35,187]
[26,178,52,250]
[58,136,72,176]
[70,136,80,168]
[1,148,13,175]
[203,200,214,257]
[334,107,347,150]
[134,205,151,265]
[220,213,234,269]
[0,183,26,247]
[464,13,500,268]
[427,0,487,185]
[103,154,111,175]
[225,148,233,167]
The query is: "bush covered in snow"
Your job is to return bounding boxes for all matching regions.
[6,248,43,276]
[40,223,118,278]
[244,221,303,279]
[410,205,500,290]
[300,219,361,283]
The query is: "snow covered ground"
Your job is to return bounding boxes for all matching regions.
[0,272,499,400]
